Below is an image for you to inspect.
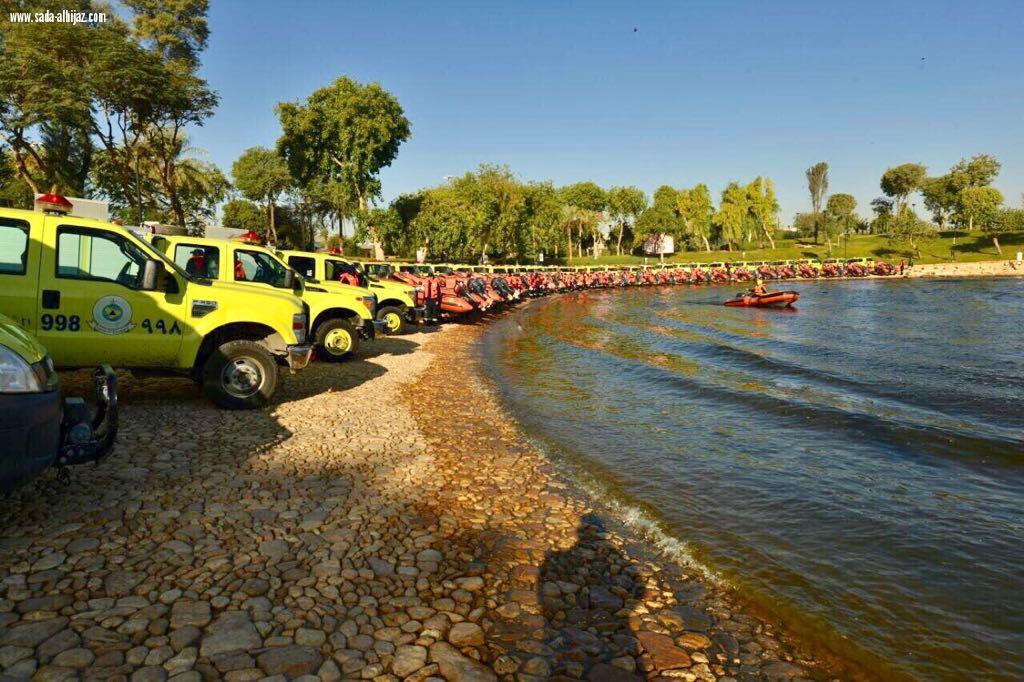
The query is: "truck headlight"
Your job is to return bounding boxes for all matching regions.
[292,313,308,344]
[0,345,47,393]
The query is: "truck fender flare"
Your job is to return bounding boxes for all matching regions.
[193,322,284,371]
[312,308,362,333]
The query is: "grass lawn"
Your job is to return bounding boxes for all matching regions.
[565,231,1024,266]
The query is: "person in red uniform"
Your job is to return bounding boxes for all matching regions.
[751,278,768,296]
[185,249,206,277]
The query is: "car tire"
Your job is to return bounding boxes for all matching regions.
[202,339,278,409]
[315,318,359,361]
[378,305,408,335]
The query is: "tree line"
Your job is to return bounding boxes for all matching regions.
[795,155,1022,257]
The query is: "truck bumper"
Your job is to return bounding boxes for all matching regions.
[286,344,313,370]
[407,306,427,324]
[360,320,386,340]
[0,390,61,492]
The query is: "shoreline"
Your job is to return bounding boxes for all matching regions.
[403,318,854,681]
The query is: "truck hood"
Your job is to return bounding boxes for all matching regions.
[197,279,304,310]
[312,281,376,298]
[0,313,47,364]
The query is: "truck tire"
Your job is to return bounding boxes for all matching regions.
[315,318,359,361]
[202,339,278,409]
[378,305,408,335]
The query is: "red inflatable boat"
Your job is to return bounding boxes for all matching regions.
[724,290,800,308]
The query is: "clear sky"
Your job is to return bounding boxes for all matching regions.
[191,0,1024,225]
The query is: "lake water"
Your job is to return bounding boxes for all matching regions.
[480,278,1024,681]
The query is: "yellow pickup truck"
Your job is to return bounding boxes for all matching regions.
[149,234,384,361]
[0,198,311,409]
[278,249,424,335]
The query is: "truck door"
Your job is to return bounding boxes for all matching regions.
[0,216,40,331]
[38,223,183,367]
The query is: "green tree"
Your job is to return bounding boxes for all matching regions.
[277,76,411,258]
[557,182,607,259]
[523,182,564,262]
[880,163,927,213]
[886,208,932,258]
[713,182,748,250]
[922,155,1001,232]
[677,184,714,251]
[222,198,266,234]
[959,186,1004,252]
[123,0,211,66]
[746,177,780,249]
[0,18,93,194]
[951,153,1000,187]
[792,212,817,238]
[921,174,959,230]
[824,193,857,253]
[634,185,683,253]
[232,147,292,244]
[805,162,829,243]
[992,208,1024,234]
[607,186,647,255]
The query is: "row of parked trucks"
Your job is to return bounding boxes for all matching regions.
[0,194,902,490]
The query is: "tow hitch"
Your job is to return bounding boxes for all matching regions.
[55,366,119,485]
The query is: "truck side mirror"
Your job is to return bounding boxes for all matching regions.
[140,259,160,291]
[282,269,296,290]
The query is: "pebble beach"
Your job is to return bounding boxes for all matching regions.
[0,319,835,682]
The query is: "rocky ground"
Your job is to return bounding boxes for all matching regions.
[0,320,838,681]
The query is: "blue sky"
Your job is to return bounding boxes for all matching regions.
[191,0,1024,225]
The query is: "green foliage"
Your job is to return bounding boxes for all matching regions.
[713,182,749,250]
[880,163,927,211]
[826,193,856,220]
[824,193,858,247]
[231,146,292,242]
[746,177,780,248]
[951,154,1001,187]
[123,0,210,66]
[276,76,411,221]
[232,147,291,203]
[607,185,646,255]
[0,14,93,194]
[957,186,1003,233]
[678,184,714,251]
[922,155,1001,229]
[523,182,565,260]
[992,208,1024,233]
[792,212,817,237]
[884,207,934,256]
[805,162,828,242]
[634,185,683,248]
[558,181,607,212]
[222,198,265,234]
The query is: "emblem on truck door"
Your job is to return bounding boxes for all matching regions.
[90,295,136,335]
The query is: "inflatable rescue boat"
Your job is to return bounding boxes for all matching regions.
[724,291,800,308]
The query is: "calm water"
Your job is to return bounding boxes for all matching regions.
[481,278,1024,681]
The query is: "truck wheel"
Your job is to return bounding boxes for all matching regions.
[316,318,359,361]
[202,340,278,409]
[378,306,408,335]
